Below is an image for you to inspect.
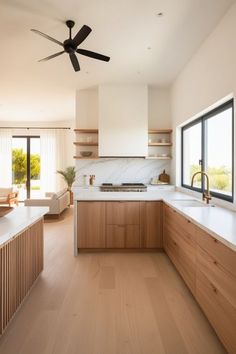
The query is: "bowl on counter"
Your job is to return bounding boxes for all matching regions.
[80,151,93,157]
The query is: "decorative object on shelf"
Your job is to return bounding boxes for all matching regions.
[83,175,90,187]
[31,20,110,72]
[74,129,98,159]
[57,166,76,204]
[159,169,170,184]
[80,151,93,157]
[89,175,96,186]
[147,129,172,159]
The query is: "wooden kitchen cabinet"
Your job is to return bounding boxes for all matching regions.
[77,202,106,248]
[163,202,236,353]
[163,203,196,294]
[106,201,140,225]
[196,228,236,354]
[140,201,162,248]
[106,225,125,248]
[105,202,140,248]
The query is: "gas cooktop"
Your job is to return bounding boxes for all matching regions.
[100,183,147,192]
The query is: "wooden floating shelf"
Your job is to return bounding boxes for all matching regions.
[73,142,98,146]
[74,129,98,134]
[148,143,172,146]
[148,129,172,134]
[145,156,172,160]
[73,156,99,159]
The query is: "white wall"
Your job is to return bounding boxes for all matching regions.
[99,84,148,157]
[148,87,171,129]
[76,87,98,129]
[0,119,75,168]
[170,2,236,203]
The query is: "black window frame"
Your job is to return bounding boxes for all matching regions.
[181,99,234,203]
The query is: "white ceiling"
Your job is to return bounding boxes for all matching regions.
[0,0,234,122]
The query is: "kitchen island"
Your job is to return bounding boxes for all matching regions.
[0,206,48,335]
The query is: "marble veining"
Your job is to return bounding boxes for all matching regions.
[75,158,170,186]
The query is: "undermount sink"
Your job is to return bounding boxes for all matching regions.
[172,199,215,208]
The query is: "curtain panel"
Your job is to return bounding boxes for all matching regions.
[0,129,12,187]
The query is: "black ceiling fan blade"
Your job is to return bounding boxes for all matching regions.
[69,53,80,72]
[31,29,63,47]
[38,51,65,62]
[72,25,92,47]
[76,48,110,62]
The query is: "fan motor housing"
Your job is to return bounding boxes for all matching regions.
[63,39,76,53]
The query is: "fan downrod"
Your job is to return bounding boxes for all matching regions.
[66,20,75,29]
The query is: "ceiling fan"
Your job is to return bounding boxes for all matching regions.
[31,20,110,72]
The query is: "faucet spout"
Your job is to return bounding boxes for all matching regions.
[191,171,212,204]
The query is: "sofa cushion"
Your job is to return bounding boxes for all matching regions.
[0,188,13,197]
[53,188,68,200]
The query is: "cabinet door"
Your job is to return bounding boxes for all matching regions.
[106,225,125,248]
[106,202,140,225]
[196,267,236,354]
[163,203,196,294]
[77,202,106,248]
[196,234,236,354]
[126,225,140,248]
[141,202,162,248]
[106,202,125,225]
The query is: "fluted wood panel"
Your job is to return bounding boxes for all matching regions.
[0,218,43,335]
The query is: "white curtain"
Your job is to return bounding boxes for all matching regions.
[55,129,66,190]
[40,129,66,193]
[0,129,12,187]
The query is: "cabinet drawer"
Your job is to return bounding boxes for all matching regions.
[196,227,236,279]
[106,202,140,225]
[126,225,140,248]
[106,225,125,248]
[196,269,236,354]
[197,245,236,309]
[106,225,140,248]
[164,204,196,247]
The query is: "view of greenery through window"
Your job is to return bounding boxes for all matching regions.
[190,165,232,194]
[12,148,40,186]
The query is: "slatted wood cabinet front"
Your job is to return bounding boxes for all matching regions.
[0,218,44,335]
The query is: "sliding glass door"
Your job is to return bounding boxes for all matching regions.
[12,136,41,201]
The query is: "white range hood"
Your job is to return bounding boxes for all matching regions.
[98,84,148,157]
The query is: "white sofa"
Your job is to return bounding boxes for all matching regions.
[24,188,70,216]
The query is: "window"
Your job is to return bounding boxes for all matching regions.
[181,99,234,202]
[12,136,41,201]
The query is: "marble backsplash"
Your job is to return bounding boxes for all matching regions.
[74,158,171,186]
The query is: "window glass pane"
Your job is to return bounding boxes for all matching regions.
[12,137,27,201]
[183,122,202,187]
[30,138,41,199]
[205,107,232,197]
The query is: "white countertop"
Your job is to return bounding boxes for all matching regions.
[73,185,236,251]
[0,206,49,247]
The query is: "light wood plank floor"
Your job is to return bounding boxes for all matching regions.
[0,208,226,354]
